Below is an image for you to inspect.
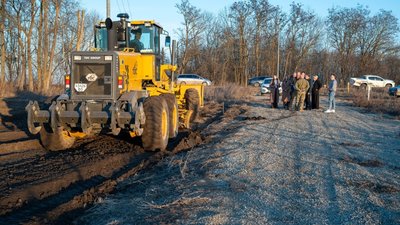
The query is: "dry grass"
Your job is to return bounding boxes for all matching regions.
[0,83,17,97]
[0,82,64,98]
[205,84,259,102]
[351,88,400,117]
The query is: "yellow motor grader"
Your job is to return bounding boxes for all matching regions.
[26,13,204,151]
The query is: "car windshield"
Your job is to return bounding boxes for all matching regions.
[263,79,272,84]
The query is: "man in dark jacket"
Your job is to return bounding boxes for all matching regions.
[311,75,322,109]
[304,74,312,110]
[289,72,299,111]
[270,75,280,108]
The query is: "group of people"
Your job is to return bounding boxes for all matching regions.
[268,72,337,113]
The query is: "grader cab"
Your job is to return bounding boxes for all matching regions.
[26,13,204,151]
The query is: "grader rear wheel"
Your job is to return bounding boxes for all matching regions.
[184,88,200,128]
[142,96,170,151]
[160,94,179,138]
[40,125,76,151]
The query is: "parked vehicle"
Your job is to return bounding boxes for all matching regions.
[350,75,395,89]
[260,78,282,95]
[388,85,400,97]
[177,74,212,86]
[248,76,271,87]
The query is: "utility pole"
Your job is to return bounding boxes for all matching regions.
[106,0,110,18]
[276,14,280,79]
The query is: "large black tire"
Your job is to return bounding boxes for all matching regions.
[142,96,170,151]
[184,88,200,128]
[160,94,179,138]
[40,126,75,151]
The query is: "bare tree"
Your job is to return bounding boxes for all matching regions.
[327,5,399,83]
[0,0,6,85]
[176,0,206,74]
[283,2,322,74]
[229,1,252,86]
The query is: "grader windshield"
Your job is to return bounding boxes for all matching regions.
[94,20,161,54]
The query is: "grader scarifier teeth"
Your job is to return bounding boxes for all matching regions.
[110,102,121,136]
[25,101,43,135]
[79,102,93,135]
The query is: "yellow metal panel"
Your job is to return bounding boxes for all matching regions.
[116,52,155,92]
[131,20,163,29]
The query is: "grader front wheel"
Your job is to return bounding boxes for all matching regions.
[40,126,76,151]
[161,94,179,138]
[184,88,200,128]
[142,96,170,151]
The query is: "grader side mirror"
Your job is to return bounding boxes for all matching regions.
[165,36,171,47]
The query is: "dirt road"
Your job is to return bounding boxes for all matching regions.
[73,97,400,224]
[1,94,399,224]
[0,96,219,224]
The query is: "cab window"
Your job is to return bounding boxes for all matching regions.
[95,27,108,51]
[129,24,160,54]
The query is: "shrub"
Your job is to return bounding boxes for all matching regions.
[204,84,259,102]
[352,88,400,117]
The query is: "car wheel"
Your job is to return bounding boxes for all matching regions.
[360,83,367,89]
[385,84,392,88]
[254,83,260,87]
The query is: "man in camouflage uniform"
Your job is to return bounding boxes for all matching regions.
[295,72,310,112]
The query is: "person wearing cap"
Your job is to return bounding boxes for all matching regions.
[311,75,322,109]
[130,28,144,52]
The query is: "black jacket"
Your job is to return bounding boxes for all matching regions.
[312,79,322,93]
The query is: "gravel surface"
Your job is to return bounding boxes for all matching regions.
[74,97,400,224]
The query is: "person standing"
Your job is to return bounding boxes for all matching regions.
[311,75,322,109]
[325,74,337,113]
[295,72,309,112]
[281,75,292,109]
[304,74,312,110]
[289,72,298,111]
[270,75,280,108]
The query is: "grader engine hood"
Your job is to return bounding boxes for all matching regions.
[71,52,119,100]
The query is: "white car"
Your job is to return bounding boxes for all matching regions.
[260,78,282,95]
[177,74,212,86]
[350,75,395,89]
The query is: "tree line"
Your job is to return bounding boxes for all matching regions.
[175,0,400,86]
[0,0,98,93]
[0,0,399,94]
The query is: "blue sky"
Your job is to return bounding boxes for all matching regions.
[81,0,400,36]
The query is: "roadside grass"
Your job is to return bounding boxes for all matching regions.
[204,84,259,102]
[0,82,63,98]
[351,88,400,117]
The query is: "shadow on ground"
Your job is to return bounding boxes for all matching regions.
[0,91,49,134]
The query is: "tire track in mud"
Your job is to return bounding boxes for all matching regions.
[0,102,223,224]
[1,131,206,225]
